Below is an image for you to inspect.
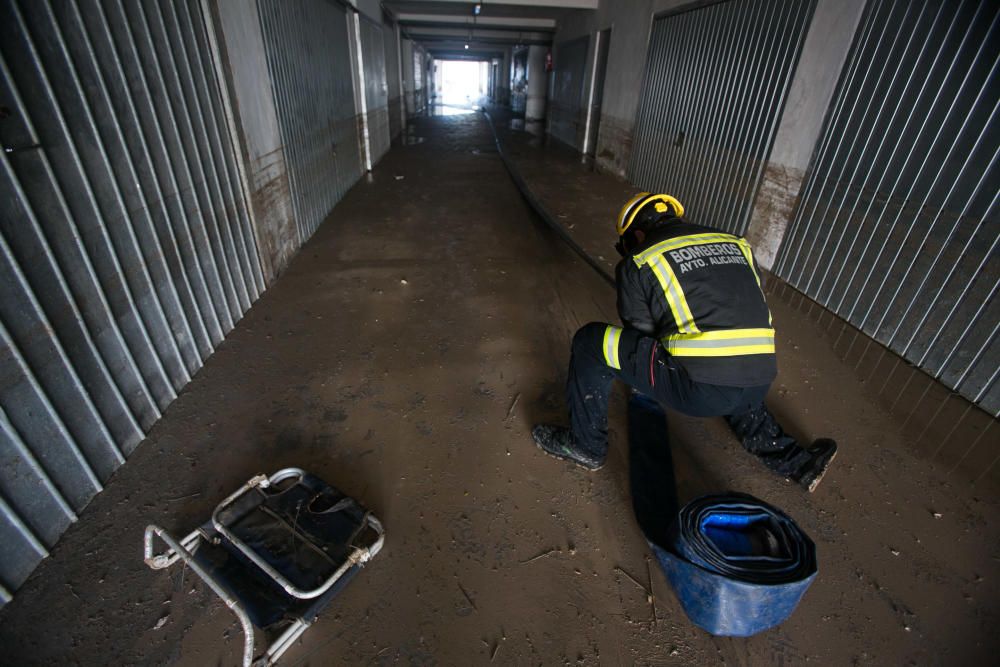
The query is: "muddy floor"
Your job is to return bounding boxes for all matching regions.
[0,111,997,666]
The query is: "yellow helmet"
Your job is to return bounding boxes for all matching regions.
[616,193,684,236]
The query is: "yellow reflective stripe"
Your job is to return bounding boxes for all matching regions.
[648,257,686,333]
[658,256,699,333]
[663,328,776,356]
[735,240,773,325]
[669,337,774,348]
[632,233,742,266]
[735,239,760,285]
[667,344,776,357]
[671,328,774,340]
[649,255,699,334]
[602,325,622,369]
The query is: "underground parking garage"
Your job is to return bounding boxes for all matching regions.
[0,0,998,664]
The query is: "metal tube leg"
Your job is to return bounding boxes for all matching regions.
[259,620,310,666]
[143,525,257,667]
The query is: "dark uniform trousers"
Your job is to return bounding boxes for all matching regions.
[568,322,802,472]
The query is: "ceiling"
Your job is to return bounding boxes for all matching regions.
[382,0,598,60]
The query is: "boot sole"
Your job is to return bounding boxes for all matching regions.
[804,448,837,493]
[533,440,604,471]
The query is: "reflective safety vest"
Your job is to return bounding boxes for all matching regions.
[617,221,777,386]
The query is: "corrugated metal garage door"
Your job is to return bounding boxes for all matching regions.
[0,0,263,603]
[774,0,999,415]
[360,14,390,164]
[549,36,588,149]
[628,0,817,235]
[258,0,362,242]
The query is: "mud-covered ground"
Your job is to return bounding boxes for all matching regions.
[0,111,996,666]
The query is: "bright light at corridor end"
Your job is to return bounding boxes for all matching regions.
[440,60,485,106]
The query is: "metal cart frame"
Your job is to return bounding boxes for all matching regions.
[143,468,384,666]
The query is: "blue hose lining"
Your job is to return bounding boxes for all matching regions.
[655,492,818,636]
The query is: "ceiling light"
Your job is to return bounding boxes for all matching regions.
[474,4,481,15]
[464,44,469,49]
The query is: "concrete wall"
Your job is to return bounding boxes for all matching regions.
[553,0,659,176]
[213,0,297,283]
[354,0,381,21]
[216,0,402,277]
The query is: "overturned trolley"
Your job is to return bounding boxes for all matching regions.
[143,468,384,666]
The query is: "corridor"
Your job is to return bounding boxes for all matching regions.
[1,0,998,664]
[1,110,996,665]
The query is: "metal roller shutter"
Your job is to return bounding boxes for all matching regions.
[360,14,390,164]
[258,0,362,241]
[775,0,1000,415]
[629,0,818,235]
[0,0,263,603]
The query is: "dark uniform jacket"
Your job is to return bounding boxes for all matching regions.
[615,219,777,387]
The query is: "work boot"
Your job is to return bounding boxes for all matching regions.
[726,406,836,491]
[727,406,802,474]
[727,406,797,455]
[531,424,604,471]
[792,439,838,493]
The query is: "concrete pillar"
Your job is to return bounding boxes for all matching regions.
[525,45,547,122]
[394,24,406,132]
[743,0,867,269]
[212,0,296,282]
[488,59,497,101]
[413,47,425,112]
[347,11,372,172]
[401,38,415,114]
[433,59,443,102]
[502,48,512,105]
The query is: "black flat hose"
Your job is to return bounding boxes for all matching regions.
[481,111,616,287]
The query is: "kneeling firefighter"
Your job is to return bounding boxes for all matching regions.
[533,193,836,492]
